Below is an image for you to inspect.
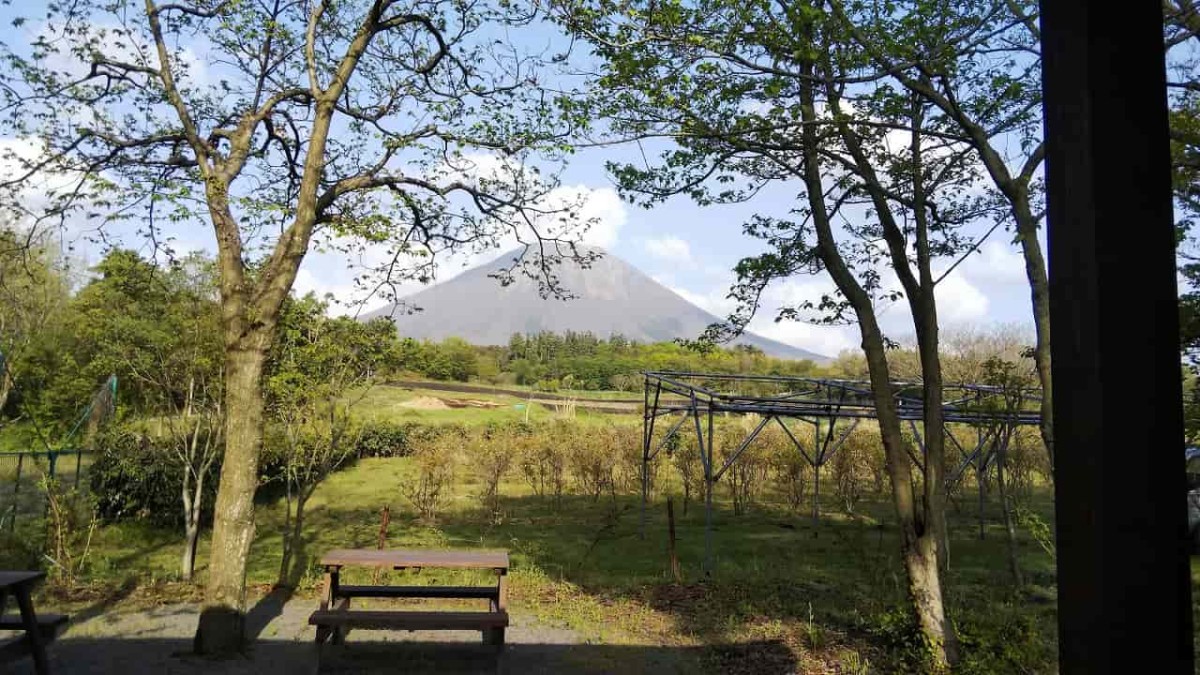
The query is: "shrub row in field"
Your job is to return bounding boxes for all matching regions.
[89,419,465,526]
[401,417,903,522]
[91,416,1051,527]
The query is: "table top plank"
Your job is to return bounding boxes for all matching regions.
[0,571,44,589]
[320,549,509,570]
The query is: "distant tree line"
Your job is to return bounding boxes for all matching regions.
[0,245,825,435]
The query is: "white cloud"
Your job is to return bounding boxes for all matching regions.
[747,317,859,358]
[433,153,626,256]
[668,283,737,318]
[959,240,1028,288]
[556,184,626,249]
[31,20,208,88]
[642,236,693,262]
[932,272,990,323]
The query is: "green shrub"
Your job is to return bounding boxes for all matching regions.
[353,420,414,458]
[90,426,219,527]
[351,420,473,458]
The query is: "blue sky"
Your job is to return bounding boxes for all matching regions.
[0,4,1042,360]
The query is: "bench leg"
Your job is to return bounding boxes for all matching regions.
[15,590,48,675]
[315,625,331,645]
[483,627,505,647]
[332,597,351,645]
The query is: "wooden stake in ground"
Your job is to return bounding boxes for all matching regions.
[667,497,681,582]
[372,505,390,585]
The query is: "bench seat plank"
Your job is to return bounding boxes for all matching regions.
[336,585,498,600]
[0,614,68,635]
[320,549,509,571]
[309,610,508,631]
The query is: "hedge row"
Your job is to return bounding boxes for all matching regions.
[89,419,463,526]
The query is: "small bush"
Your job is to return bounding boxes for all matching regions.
[720,419,769,515]
[401,436,457,523]
[43,477,98,590]
[469,425,517,519]
[831,428,876,515]
[567,426,616,501]
[768,427,810,513]
[1005,427,1049,504]
[611,424,652,495]
[519,424,567,508]
[671,434,706,515]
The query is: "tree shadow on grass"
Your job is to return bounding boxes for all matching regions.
[428,492,1058,670]
[246,585,296,642]
[258,487,1059,671]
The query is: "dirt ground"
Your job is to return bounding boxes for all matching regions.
[7,594,703,674]
[397,396,452,410]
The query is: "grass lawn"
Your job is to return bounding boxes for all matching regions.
[69,453,1063,673]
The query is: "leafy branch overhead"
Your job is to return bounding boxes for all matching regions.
[0,0,597,307]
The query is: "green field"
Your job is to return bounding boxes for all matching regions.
[56,446,1064,673]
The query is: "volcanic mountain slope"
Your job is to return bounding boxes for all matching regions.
[363,247,828,362]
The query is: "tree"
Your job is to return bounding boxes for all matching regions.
[829,0,1053,470]
[556,0,987,665]
[265,295,396,587]
[1164,3,1200,440]
[0,225,72,421]
[0,0,589,652]
[64,249,224,581]
[977,357,1036,586]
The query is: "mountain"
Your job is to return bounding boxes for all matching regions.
[363,247,829,362]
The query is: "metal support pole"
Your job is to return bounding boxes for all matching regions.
[641,378,651,540]
[1041,0,1193,669]
[811,421,820,530]
[977,424,985,541]
[977,462,986,541]
[705,401,714,576]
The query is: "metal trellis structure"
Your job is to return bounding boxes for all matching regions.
[640,370,1043,573]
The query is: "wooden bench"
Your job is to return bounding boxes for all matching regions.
[309,549,510,648]
[0,571,69,675]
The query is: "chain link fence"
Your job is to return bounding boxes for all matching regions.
[0,448,92,533]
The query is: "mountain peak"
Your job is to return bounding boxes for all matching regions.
[365,247,828,362]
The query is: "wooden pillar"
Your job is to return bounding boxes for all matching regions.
[1040,1,1194,671]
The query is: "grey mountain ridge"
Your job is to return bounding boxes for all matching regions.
[362,247,829,363]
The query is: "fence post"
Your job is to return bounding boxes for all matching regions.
[10,453,24,532]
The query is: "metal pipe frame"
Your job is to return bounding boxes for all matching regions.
[640,370,1044,575]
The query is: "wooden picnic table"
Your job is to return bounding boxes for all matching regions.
[0,571,68,675]
[309,548,510,648]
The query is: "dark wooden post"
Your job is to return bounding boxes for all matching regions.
[1040,1,1194,672]
[667,496,681,582]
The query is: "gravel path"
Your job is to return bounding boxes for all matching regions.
[7,595,702,674]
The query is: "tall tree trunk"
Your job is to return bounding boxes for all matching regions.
[812,82,958,668]
[195,342,267,655]
[277,480,294,587]
[181,469,203,582]
[1012,196,1054,472]
[862,314,957,669]
[182,518,200,583]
